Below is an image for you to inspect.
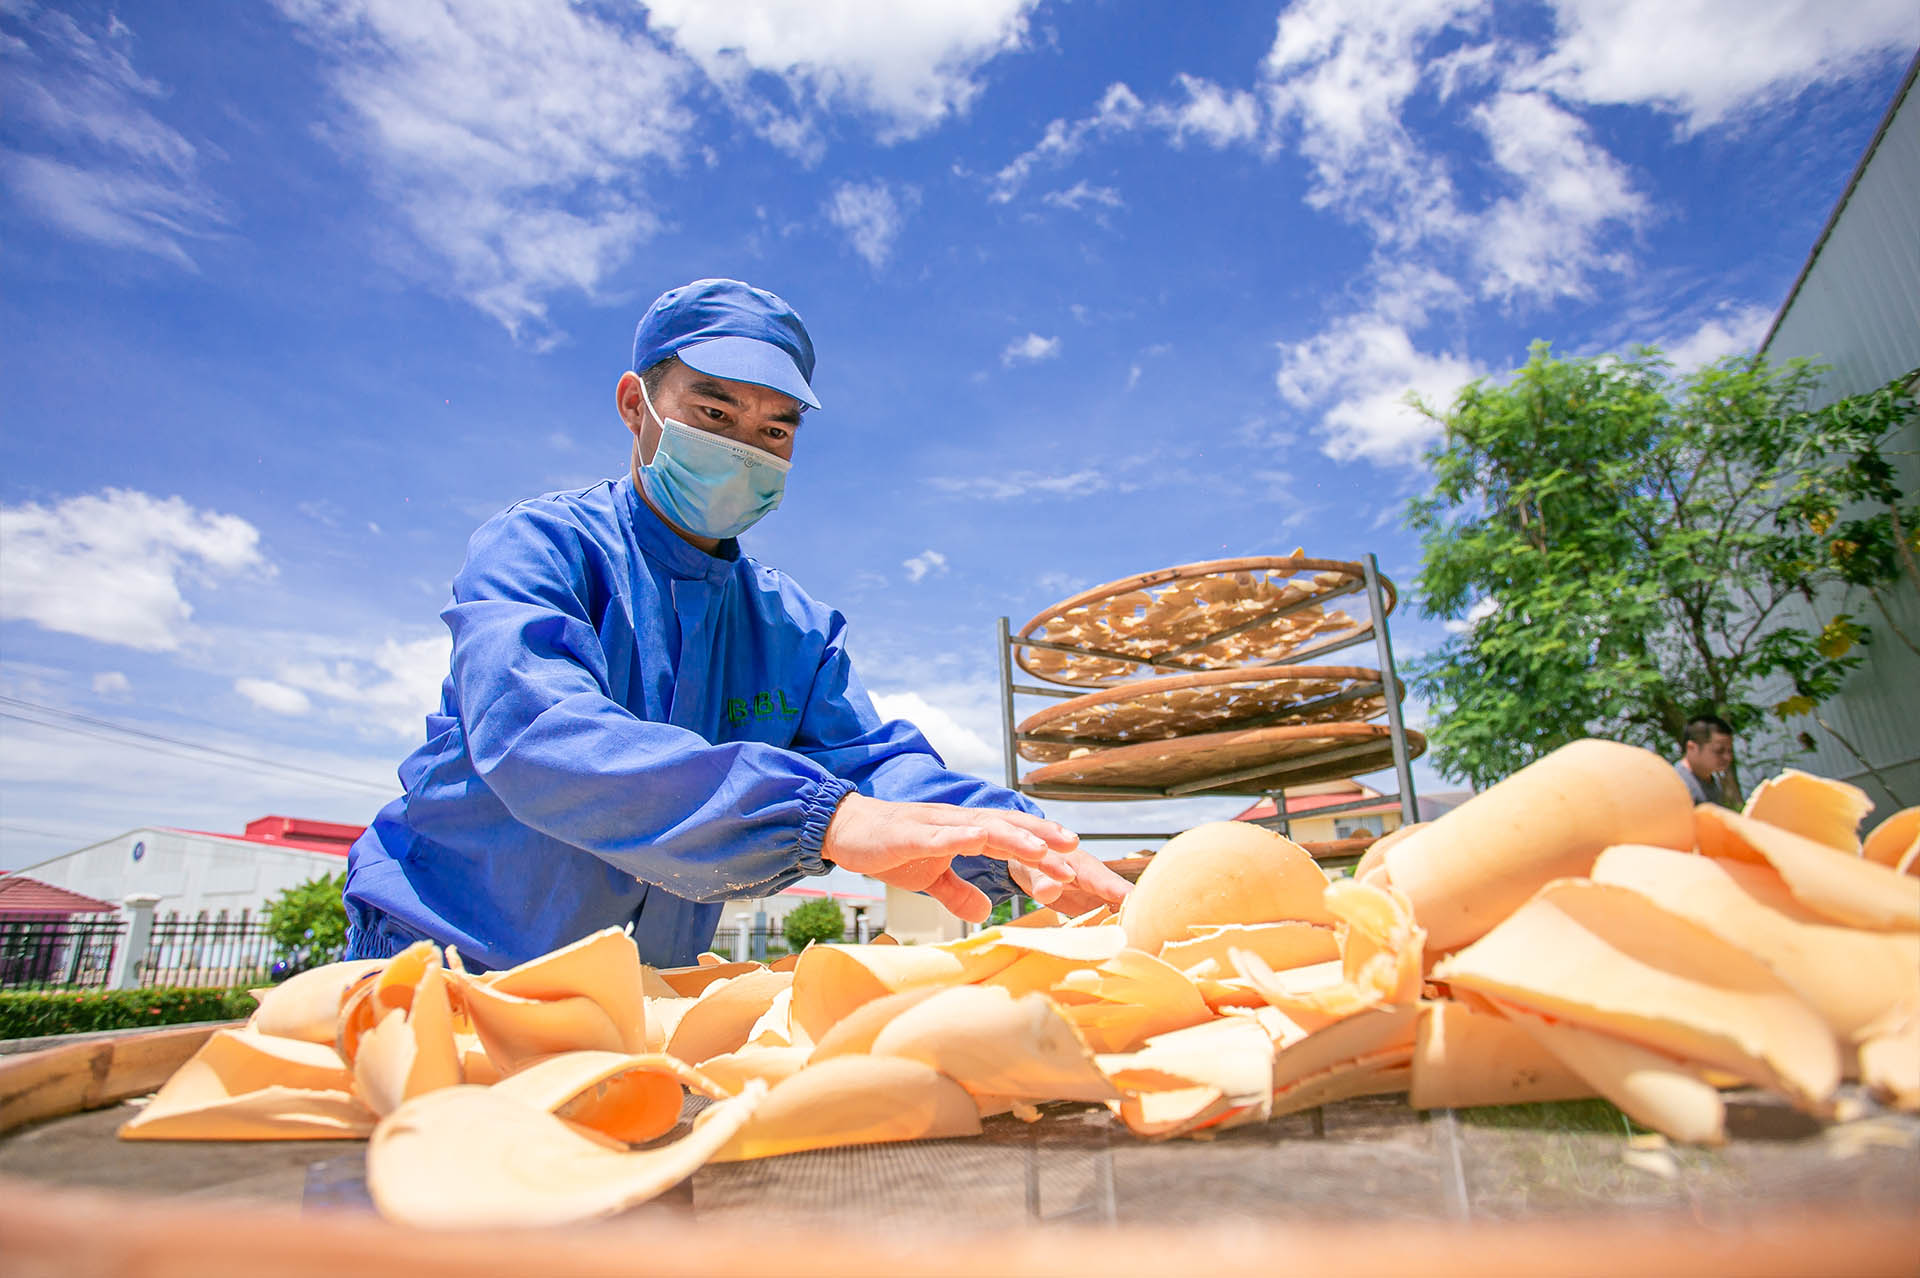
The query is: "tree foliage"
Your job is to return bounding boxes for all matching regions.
[1406,344,1918,793]
[262,871,349,967]
[782,897,848,949]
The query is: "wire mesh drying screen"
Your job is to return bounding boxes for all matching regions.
[1019,723,1427,800]
[1016,666,1395,763]
[1014,557,1394,688]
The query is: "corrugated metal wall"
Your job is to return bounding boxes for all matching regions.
[1757,51,1920,814]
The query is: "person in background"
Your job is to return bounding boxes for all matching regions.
[1675,714,1741,807]
[340,278,1129,971]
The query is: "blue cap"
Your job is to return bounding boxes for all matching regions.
[631,279,821,411]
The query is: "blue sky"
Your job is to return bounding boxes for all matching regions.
[2,0,1915,874]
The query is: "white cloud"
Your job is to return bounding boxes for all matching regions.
[0,489,268,652]
[275,0,692,344]
[931,469,1106,501]
[235,677,314,716]
[990,82,1146,201]
[902,550,949,584]
[269,634,450,740]
[91,671,131,698]
[0,8,223,266]
[1469,90,1646,303]
[1277,318,1484,466]
[1661,303,1775,369]
[824,179,914,269]
[1042,181,1123,212]
[1443,594,1500,635]
[1162,72,1261,147]
[870,689,999,778]
[1001,332,1061,366]
[644,0,1038,146]
[1525,0,1920,134]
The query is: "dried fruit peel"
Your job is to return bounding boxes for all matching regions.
[352,961,462,1118]
[1119,821,1333,954]
[789,944,966,1043]
[869,985,1117,1106]
[1409,1000,1594,1110]
[1159,922,1338,975]
[488,1050,720,1143]
[248,959,387,1044]
[1498,1003,1726,1145]
[1743,769,1874,854]
[1387,739,1694,954]
[1696,805,1920,932]
[119,1029,373,1141]
[365,1081,766,1229]
[1591,845,1920,1040]
[1861,807,1919,874]
[664,968,792,1064]
[707,1055,980,1162]
[1435,880,1840,1109]
[481,927,649,1053]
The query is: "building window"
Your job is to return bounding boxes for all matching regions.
[1334,816,1383,840]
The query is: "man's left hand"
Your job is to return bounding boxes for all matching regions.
[1010,849,1132,918]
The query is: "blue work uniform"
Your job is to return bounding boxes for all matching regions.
[343,475,1025,971]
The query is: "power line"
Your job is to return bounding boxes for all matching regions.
[0,697,397,796]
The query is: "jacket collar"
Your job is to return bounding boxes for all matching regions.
[620,474,739,582]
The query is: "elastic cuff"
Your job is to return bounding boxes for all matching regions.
[795,776,855,876]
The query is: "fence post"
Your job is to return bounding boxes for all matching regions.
[731,913,752,963]
[109,894,161,990]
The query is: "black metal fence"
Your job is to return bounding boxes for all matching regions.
[0,916,127,991]
[139,917,276,989]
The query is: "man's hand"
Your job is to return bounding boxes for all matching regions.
[819,793,1080,924]
[1011,849,1132,918]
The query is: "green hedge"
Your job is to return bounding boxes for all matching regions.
[0,986,258,1040]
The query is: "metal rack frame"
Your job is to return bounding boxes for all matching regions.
[995,553,1418,851]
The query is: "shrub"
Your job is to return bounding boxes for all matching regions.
[782,897,847,950]
[263,871,348,971]
[0,986,258,1040]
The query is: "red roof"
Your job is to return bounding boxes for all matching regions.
[1232,790,1398,820]
[0,874,118,916]
[164,814,366,857]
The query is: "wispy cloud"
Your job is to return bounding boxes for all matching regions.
[930,469,1107,501]
[902,549,949,584]
[0,489,269,653]
[276,0,692,346]
[235,677,313,716]
[0,8,224,267]
[1042,180,1123,212]
[1660,302,1776,369]
[1001,332,1061,366]
[825,178,915,269]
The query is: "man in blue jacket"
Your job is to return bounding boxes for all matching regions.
[343,279,1128,970]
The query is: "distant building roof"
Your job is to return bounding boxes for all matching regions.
[775,884,884,904]
[0,874,118,916]
[163,814,366,857]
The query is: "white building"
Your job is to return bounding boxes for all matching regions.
[18,816,357,923]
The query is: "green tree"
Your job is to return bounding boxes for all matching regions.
[782,897,848,949]
[262,871,349,968]
[1406,343,1918,794]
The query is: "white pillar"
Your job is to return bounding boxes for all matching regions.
[731,912,752,962]
[110,893,161,991]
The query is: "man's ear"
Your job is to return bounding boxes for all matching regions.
[617,371,657,463]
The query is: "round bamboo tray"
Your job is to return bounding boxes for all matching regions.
[1015,556,1394,688]
[1016,666,1396,763]
[1020,722,1427,800]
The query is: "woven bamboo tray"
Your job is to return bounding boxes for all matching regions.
[1015,556,1394,688]
[1016,666,1396,763]
[1020,722,1426,800]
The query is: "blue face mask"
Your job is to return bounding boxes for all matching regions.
[636,377,791,540]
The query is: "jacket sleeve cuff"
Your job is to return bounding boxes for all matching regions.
[950,854,1018,904]
[795,776,855,876]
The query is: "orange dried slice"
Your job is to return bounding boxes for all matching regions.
[1696,805,1920,932]
[868,985,1117,1107]
[248,959,387,1044]
[337,941,440,1068]
[353,960,462,1117]
[489,1050,720,1143]
[1408,1000,1593,1110]
[789,944,965,1043]
[806,987,947,1063]
[1053,950,1214,1053]
[1099,1017,1274,1138]
[707,1055,980,1162]
[1269,1002,1418,1115]
[119,1029,372,1141]
[1160,922,1338,974]
[656,960,763,997]
[1496,1002,1725,1144]
[664,969,792,1065]
[1743,769,1874,854]
[1434,880,1840,1110]
[1862,808,1920,875]
[1386,739,1694,954]
[1119,821,1332,954]
[1591,845,1920,1040]
[695,1045,811,1096]
[1856,1002,1918,1110]
[455,929,649,1072]
[365,1081,765,1228]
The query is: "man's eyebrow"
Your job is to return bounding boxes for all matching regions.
[688,378,803,427]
